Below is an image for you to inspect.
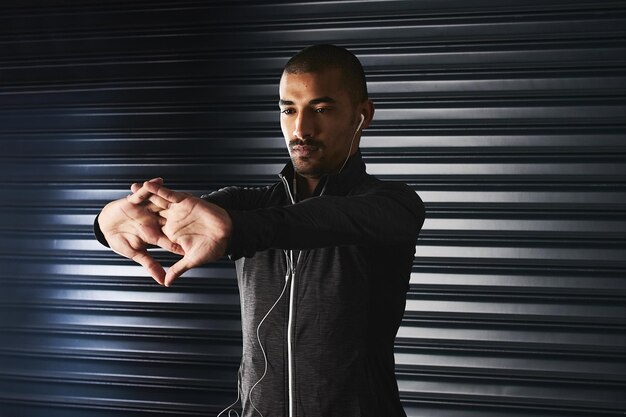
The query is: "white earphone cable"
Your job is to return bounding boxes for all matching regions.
[247,258,292,417]
[219,114,362,416]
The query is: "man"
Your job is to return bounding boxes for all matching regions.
[95,44,425,417]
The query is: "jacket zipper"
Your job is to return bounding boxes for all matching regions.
[287,250,299,417]
[280,172,330,417]
[281,175,297,417]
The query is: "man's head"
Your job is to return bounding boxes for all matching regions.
[283,44,369,105]
[279,44,374,179]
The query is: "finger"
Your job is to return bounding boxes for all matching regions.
[143,182,187,204]
[127,177,166,205]
[131,177,163,194]
[136,221,184,256]
[164,257,192,287]
[132,194,171,212]
[142,200,165,214]
[145,193,171,211]
[127,185,156,205]
[155,233,185,256]
[129,197,167,214]
[131,250,166,286]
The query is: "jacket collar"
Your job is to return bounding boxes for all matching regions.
[278,150,367,200]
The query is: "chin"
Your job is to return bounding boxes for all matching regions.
[292,158,324,178]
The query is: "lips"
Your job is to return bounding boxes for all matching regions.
[291,144,320,157]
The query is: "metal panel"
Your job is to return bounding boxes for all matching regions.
[0,1,624,416]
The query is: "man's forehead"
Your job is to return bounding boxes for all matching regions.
[279,68,349,101]
[279,96,336,106]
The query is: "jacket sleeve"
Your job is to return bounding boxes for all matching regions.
[93,213,110,248]
[200,185,273,210]
[225,181,425,260]
[92,185,269,248]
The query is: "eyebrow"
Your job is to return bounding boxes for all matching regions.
[279,96,337,106]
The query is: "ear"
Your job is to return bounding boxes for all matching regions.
[359,99,375,130]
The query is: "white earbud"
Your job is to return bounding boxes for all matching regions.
[356,113,365,133]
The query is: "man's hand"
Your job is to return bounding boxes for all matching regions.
[98,178,184,285]
[134,181,232,287]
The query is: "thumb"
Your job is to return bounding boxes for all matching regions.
[164,257,192,287]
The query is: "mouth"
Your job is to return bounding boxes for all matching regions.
[290,139,322,158]
[291,144,320,157]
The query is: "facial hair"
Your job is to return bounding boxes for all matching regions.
[288,138,326,177]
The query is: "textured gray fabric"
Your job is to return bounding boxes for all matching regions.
[203,152,425,416]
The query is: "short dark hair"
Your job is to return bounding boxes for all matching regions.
[283,44,369,104]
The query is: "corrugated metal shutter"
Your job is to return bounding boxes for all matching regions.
[1,1,624,416]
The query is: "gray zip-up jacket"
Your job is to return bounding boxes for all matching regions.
[202,152,425,417]
[94,151,424,417]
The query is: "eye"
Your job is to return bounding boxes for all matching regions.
[315,107,330,114]
[280,108,295,115]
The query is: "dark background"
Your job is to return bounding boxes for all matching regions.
[0,1,625,416]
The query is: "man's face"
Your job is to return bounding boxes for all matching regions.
[279,68,362,178]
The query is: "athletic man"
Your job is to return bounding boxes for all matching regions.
[95,44,425,417]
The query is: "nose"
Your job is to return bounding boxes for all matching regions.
[293,110,315,139]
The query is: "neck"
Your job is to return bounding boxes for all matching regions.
[295,174,319,200]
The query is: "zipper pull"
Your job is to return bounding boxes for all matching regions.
[284,250,293,282]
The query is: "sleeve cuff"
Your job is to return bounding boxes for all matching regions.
[93,213,111,248]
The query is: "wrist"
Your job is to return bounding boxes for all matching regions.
[214,205,233,250]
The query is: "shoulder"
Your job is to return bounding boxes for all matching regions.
[353,174,425,213]
[355,173,419,197]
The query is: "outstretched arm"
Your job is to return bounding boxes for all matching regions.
[128,178,423,285]
[225,181,425,259]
